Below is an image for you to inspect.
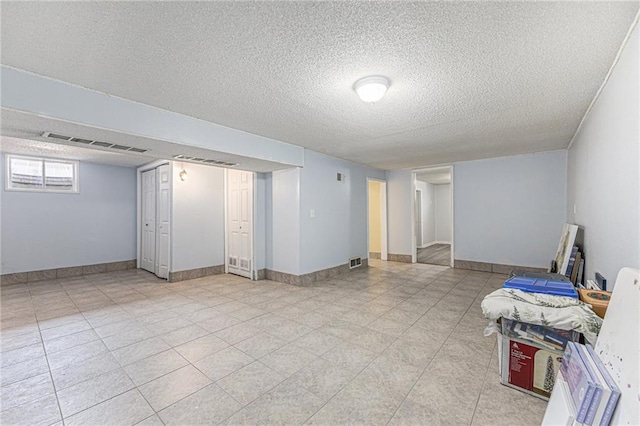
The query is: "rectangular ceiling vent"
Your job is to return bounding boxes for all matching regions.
[41,132,149,154]
[349,257,363,269]
[173,154,238,167]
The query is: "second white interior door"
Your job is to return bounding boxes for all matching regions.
[226,169,253,279]
[140,164,170,279]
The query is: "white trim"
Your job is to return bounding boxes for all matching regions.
[411,173,418,261]
[449,167,455,268]
[223,170,228,275]
[252,173,258,280]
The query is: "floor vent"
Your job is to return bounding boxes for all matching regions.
[349,257,363,269]
[173,154,238,167]
[42,132,149,154]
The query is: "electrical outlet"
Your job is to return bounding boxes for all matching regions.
[310,209,315,218]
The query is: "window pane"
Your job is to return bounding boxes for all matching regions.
[45,161,75,190]
[10,157,43,189]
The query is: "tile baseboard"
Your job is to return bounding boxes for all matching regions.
[266,259,369,286]
[169,265,225,282]
[1,260,137,285]
[388,253,412,263]
[454,259,547,274]
[369,252,381,260]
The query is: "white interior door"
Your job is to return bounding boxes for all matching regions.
[227,169,253,279]
[141,169,156,273]
[155,165,171,279]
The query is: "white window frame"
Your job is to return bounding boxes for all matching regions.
[5,154,79,193]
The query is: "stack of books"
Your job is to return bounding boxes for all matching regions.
[560,342,621,425]
[565,245,585,286]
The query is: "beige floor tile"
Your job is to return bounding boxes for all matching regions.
[217,362,285,405]
[56,368,135,417]
[123,349,188,386]
[158,384,242,425]
[138,365,211,411]
[64,389,153,426]
[193,346,254,381]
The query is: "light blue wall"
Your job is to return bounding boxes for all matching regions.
[270,167,301,275]
[454,150,567,268]
[567,23,639,288]
[298,150,385,274]
[386,169,414,256]
[1,155,137,273]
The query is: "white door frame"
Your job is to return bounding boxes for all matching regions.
[415,188,422,248]
[224,169,256,280]
[412,165,454,267]
[366,178,388,261]
[136,160,172,278]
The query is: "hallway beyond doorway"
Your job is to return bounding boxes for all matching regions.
[417,243,451,266]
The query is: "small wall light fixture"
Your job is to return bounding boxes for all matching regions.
[353,75,390,103]
[179,168,188,181]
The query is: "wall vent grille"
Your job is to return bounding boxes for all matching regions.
[349,257,363,269]
[42,132,149,153]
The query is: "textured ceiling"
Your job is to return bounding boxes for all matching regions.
[1,2,638,170]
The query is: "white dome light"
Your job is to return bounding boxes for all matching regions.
[353,76,390,103]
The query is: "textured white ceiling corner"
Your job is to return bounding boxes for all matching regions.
[1,2,638,170]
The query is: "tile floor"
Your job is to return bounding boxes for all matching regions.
[1,260,547,425]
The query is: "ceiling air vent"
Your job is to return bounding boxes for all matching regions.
[41,132,149,154]
[45,133,73,141]
[91,141,113,148]
[173,155,238,167]
[70,137,92,144]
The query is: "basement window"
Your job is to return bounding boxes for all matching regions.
[6,155,78,193]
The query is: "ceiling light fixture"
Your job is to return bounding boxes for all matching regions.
[353,76,390,103]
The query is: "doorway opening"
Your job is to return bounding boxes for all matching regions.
[413,166,453,267]
[137,161,171,279]
[225,168,255,279]
[367,178,388,261]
